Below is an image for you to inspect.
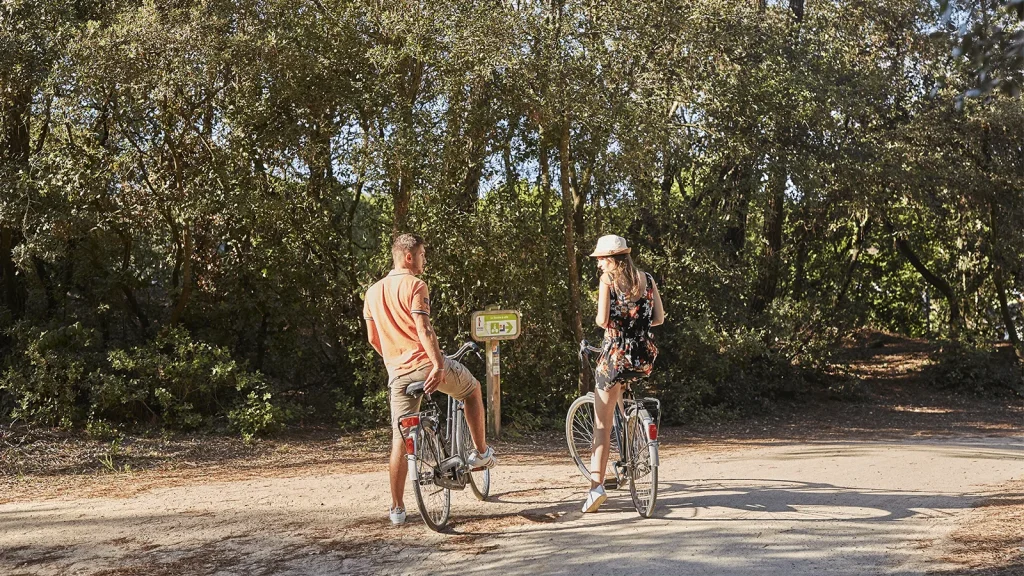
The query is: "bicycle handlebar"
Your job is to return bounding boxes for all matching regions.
[578,339,602,360]
[446,341,482,362]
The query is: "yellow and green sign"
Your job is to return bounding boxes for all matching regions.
[471,310,521,341]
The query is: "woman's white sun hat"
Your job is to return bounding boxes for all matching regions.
[589,234,631,257]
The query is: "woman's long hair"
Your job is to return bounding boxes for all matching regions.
[607,254,643,300]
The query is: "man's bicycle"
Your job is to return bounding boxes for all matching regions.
[565,339,660,517]
[397,342,491,531]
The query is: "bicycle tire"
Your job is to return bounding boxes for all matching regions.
[456,409,490,500]
[626,412,658,517]
[411,427,451,531]
[566,394,620,485]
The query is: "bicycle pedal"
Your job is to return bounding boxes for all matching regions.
[603,477,620,490]
[439,455,463,472]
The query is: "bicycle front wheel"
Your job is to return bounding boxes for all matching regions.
[456,410,490,500]
[626,413,658,517]
[566,394,619,485]
[411,428,451,531]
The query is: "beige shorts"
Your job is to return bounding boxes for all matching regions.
[390,358,479,439]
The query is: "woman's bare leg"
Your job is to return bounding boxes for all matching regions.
[590,383,622,489]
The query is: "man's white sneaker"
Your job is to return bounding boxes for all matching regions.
[389,506,407,525]
[467,446,497,469]
[582,485,607,513]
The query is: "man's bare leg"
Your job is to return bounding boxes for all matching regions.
[390,432,408,510]
[463,385,488,453]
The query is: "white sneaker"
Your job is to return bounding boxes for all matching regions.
[389,506,406,525]
[467,446,497,469]
[582,485,607,513]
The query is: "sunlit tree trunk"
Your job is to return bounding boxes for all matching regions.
[559,116,589,395]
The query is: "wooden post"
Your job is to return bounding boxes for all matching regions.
[485,339,501,439]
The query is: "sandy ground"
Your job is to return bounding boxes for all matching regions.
[3,433,1024,576]
[2,333,1023,575]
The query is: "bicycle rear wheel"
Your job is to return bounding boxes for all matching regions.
[626,413,658,517]
[456,409,490,500]
[411,427,451,531]
[566,394,619,484]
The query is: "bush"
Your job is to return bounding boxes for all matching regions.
[96,326,284,434]
[1,322,286,438]
[927,342,1022,395]
[0,321,102,427]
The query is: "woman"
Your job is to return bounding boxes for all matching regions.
[584,234,665,513]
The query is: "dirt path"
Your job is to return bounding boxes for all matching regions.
[2,333,1023,575]
[2,435,1024,575]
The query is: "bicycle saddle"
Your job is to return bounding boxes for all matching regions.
[617,371,649,381]
[404,381,427,397]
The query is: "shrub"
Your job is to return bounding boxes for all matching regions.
[1,322,286,438]
[927,342,1022,395]
[0,321,101,428]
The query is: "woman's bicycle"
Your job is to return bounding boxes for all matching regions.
[397,342,491,531]
[565,339,661,517]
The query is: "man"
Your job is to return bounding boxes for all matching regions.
[363,233,496,525]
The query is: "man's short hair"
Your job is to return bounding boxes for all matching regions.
[392,233,425,260]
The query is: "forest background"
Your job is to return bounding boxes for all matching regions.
[2,0,1023,440]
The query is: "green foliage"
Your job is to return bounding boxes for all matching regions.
[229,391,283,442]
[652,316,813,424]
[1,322,285,437]
[97,327,281,434]
[0,322,101,428]
[927,342,1023,395]
[2,0,1023,436]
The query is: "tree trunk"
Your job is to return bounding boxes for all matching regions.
[660,157,675,212]
[393,169,412,235]
[503,121,518,201]
[835,214,871,308]
[118,235,149,333]
[558,117,588,395]
[256,311,269,371]
[720,160,751,259]
[789,0,805,21]
[169,226,193,326]
[994,264,1022,354]
[1,82,32,319]
[32,256,57,313]
[538,126,553,302]
[752,159,787,314]
[539,127,552,239]
[456,82,495,214]
[392,56,423,235]
[459,149,485,214]
[884,219,963,339]
[0,228,24,318]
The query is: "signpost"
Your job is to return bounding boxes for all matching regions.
[470,307,521,438]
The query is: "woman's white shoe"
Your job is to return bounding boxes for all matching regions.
[582,485,607,513]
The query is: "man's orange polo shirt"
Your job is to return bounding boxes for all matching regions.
[363,270,431,380]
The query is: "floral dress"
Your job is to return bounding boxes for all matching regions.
[595,272,658,390]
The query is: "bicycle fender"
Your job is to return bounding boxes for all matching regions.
[648,441,659,466]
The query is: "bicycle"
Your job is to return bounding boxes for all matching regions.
[565,339,661,517]
[397,341,491,531]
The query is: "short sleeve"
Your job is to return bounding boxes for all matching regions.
[410,280,430,316]
[362,291,373,321]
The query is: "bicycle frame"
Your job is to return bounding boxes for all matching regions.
[398,342,481,491]
[579,340,661,481]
